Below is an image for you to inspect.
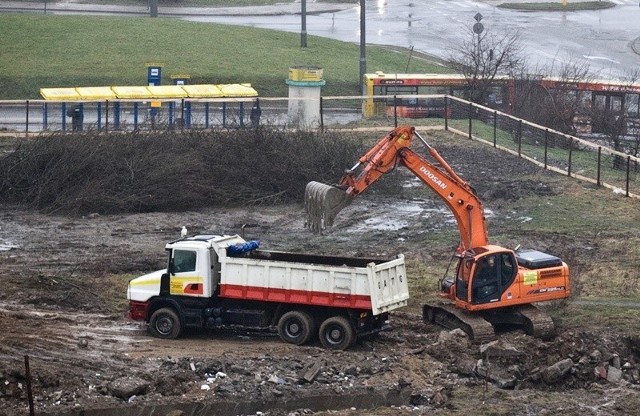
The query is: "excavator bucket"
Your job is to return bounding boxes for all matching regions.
[305,181,353,233]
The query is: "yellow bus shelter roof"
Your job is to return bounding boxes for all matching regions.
[75,86,117,100]
[218,83,258,97]
[146,85,189,98]
[181,84,224,98]
[111,86,153,99]
[40,88,81,100]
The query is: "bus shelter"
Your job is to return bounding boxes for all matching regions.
[39,83,259,131]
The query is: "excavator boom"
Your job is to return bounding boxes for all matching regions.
[305,126,488,252]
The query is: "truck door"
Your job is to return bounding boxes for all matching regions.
[170,249,204,296]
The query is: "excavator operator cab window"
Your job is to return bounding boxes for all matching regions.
[470,252,517,304]
[471,254,500,304]
[455,256,475,301]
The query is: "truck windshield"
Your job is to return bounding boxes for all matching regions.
[173,250,196,273]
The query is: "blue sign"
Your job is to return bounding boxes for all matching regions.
[147,66,162,86]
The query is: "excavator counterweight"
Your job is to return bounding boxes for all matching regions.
[305,126,570,340]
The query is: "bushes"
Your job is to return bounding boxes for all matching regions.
[0,128,364,215]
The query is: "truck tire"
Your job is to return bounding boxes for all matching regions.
[149,307,182,339]
[319,316,355,350]
[278,310,315,345]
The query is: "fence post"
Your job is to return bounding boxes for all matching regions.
[42,102,48,131]
[444,96,449,131]
[97,102,102,130]
[25,100,29,136]
[596,146,601,186]
[205,102,210,129]
[626,155,631,197]
[493,110,497,147]
[222,102,226,128]
[517,119,522,156]
[468,102,473,140]
[24,355,34,416]
[186,101,192,129]
[62,102,67,131]
[181,99,186,130]
[114,102,120,130]
[544,129,549,169]
[133,102,139,130]
[320,96,324,131]
[393,95,398,127]
[567,137,573,177]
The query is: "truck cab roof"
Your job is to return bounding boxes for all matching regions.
[166,234,247,251]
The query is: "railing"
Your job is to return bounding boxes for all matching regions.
[1,94,638,199]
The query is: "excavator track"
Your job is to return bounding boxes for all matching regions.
[423,303,495,343]
[510,304,556,340]
[424,303,556,342]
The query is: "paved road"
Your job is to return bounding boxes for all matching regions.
[1,1,639,78]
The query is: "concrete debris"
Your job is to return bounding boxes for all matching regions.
[301,360,324,383]
[607,366,623,383]
[476,359,517,389]
[107,376,149,400]
[541,358,574,384]
[480,340,524,358]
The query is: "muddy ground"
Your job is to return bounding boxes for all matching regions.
[1,133,640,416]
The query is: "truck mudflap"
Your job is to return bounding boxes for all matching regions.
[355,311,391,337]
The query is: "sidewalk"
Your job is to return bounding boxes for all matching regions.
[0,1,355,16]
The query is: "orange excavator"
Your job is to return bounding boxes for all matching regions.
[305,126,570,341]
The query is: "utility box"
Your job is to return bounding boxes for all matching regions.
[171,74,191,86]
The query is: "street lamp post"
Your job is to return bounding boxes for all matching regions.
[301,0,307,47]
[359,0,366,94]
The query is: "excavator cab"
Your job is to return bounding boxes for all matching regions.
[467,251,518,305]
[443,249,519,306]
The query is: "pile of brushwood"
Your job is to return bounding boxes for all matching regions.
[0,128,364,215]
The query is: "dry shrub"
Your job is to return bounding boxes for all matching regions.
[0,128,364,215]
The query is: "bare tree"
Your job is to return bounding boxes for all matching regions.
[512,59,596,135]
[447,26,524,105]
[590,69,640,169]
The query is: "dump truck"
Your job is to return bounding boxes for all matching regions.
[127,233,409,350]
[305,126,570,341]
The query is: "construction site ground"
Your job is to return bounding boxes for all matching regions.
[1,130,640,416]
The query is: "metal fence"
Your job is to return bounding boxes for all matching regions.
[0,97,363,133]
[383,95,640,199]
[1,94,638,199]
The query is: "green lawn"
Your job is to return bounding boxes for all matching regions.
[0,13,445,99]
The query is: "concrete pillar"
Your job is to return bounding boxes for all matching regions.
[286,66,325,129]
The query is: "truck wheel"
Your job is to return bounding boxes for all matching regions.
[319,316,355,350]
[278,311,315,345]
[149,307,182,339]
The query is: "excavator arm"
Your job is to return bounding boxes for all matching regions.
[307,126,489,253]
